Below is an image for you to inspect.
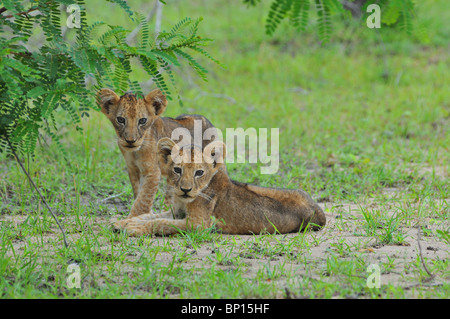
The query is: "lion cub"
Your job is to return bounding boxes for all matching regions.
[116,138,326,236]
[98,89,215,218]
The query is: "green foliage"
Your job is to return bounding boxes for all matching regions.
[246,0,426,43]
[378,0,429,42]
[0,0,218,158]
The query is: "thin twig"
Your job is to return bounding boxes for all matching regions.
[100,191,126,202]
[1,2,48,19]
[417,226,435,279]
[3,8,40,19]
[402,281,443,291]
[416,198,435,280]
[6,137,69,249]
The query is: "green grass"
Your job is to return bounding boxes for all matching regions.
[0,0,449,299]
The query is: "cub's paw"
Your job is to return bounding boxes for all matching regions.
[112,218,132,231]
[123,221,150,237]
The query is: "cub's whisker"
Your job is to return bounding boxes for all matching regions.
[198,192,212,202]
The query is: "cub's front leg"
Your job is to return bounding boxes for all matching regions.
[127,165,140,199]
[113,211,156,229]
[124,198,215,236]
[128,171,161,218]
[121,148,140,199]
[124,218,190,236]
[113,209,175,229]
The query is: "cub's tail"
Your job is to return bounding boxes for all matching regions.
[309,203,326,230]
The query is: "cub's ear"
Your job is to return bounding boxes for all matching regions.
[97,89,120,116]
[157,137,179,168]
[204,141,226,169]
[144,89,168,116]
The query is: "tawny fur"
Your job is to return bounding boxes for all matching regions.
[98,89,216,218]
[115,138,326,236]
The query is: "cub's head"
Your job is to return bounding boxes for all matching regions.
[97,88,168,151]
[157,137,226,203]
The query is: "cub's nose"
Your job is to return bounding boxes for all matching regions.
[180,187,192,194]
[125,139,137,145]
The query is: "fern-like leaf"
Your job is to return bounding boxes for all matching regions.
[315,0,332,44]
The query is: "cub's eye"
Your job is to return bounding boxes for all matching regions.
[138,118,147,125]
[116,117,125,124]
[195,170,204,177]
[173,167,182,175]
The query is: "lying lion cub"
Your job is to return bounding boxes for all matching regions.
[115,138,326,236]
[98,89,215,218]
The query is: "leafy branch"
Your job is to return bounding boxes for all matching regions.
[0,0,220,250]
[245,0,427,43]
[0,0,219,158]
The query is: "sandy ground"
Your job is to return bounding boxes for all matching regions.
[1,186,448,298]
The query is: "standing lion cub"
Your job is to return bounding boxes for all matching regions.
[115,138,326,236]
[98,89,215,218]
